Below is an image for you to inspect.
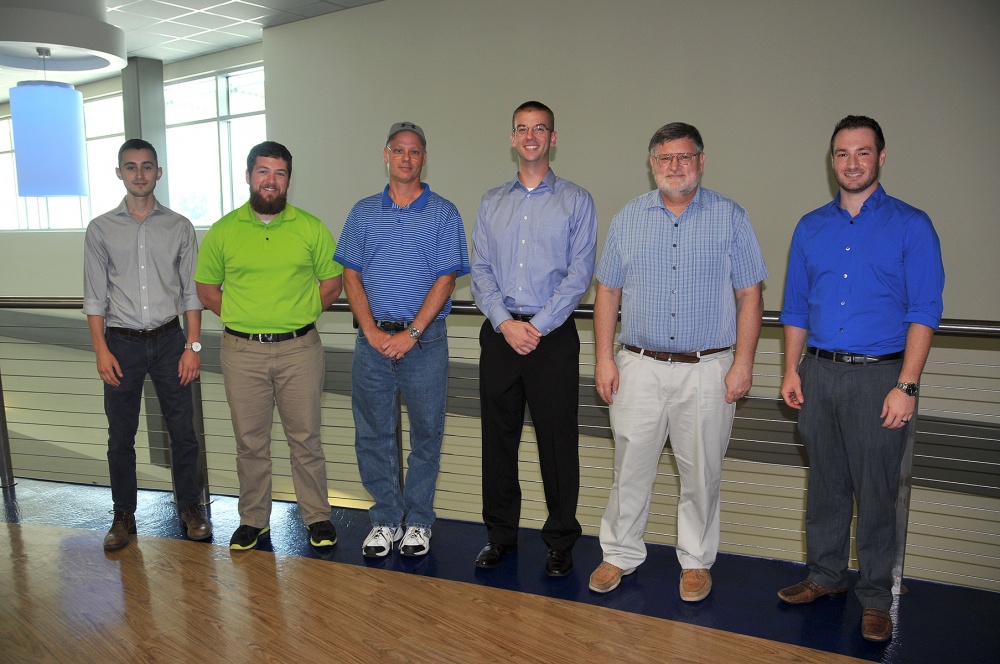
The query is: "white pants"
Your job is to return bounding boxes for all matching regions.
[599,348,736,570]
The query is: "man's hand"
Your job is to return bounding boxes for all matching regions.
[178,349,201,386]
[499,320,541,355]
[595,356,619,405]
[781,371,804,410]
[724,362,753,404]
[96,349,123,387]
[376,329,419,360]
[881,388,915,429]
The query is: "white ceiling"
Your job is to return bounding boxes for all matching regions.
[0,0,382,104]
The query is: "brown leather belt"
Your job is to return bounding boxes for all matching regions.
[623,344,730,364]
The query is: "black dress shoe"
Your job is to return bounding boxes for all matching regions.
[476,543,516,569]
[545,549,573,577]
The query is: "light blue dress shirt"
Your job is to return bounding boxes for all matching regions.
[596,186,768,352]
[471,169,597,335]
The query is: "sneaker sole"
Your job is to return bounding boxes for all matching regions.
[310,536,338,547]
[589,566,635,593]
[230,526,269,551]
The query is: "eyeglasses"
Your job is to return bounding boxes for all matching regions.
[514,124,551,135]
[652,152,701,167]
[387,148,425,159]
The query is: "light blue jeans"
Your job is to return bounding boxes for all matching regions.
[352,318,449,529]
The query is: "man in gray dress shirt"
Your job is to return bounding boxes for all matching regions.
[83,138,211,551]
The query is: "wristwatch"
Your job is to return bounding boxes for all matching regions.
[408,327,422,340]
[185,342,202,353]
[896,382,918,397]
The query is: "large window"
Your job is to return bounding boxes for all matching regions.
[0,66,265,231]
[0,96,124,230]
[165,67,266,226]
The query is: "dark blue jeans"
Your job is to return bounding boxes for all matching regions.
[105,325,201,512]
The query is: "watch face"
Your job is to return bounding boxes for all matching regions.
[190,342,202,352]
[409,328,421,339]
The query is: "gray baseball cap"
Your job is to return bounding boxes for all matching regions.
[386,121,426,147]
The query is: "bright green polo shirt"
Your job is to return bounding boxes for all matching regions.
[195,201,343,333]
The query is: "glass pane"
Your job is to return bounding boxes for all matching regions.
[0,153,22,229]
[87,135,127,217]
[229,115,267,207]
[227,68,265,115]
[165,77,217,125]
[46,196,86,230]
[166,123,221,226]
[84,96,125,138]
[0,118,11,152]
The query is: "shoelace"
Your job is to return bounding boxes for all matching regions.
[369,526,397,547]
[404,527,429,545]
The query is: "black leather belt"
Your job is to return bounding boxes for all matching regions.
[108,317,179,339]
[225,323,314,343]
[376,320,412,332]
[508,313,534,322]
[623,344,730,364]
[808,347,904,364]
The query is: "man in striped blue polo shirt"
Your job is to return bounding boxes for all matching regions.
[336,122,470,558]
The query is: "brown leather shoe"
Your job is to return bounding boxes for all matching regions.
[777,578,848,604]
[588,561,635,593]
[180,505,212,541]
[103,510,136,551]
[679,568,712,602]
[861,608,893,642]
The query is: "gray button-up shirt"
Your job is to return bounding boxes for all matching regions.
[83,197,202,330]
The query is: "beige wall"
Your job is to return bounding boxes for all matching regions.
[264,0,999,320]
[2,1,998,321]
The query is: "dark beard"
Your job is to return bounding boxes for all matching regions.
[249,189,287,216]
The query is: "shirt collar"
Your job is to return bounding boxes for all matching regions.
[113,196,167,221]
[834,183,887,215]
[234,199,299,226]
[381,182,431,210]
[645,185,705,213]
[508,168,557,195]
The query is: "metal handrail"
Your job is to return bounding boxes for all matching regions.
[2,297,998,337]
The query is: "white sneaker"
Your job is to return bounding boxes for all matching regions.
[399,525,431,557]
[363,525,401,558]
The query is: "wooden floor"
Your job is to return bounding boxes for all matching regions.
[0,524,870,664]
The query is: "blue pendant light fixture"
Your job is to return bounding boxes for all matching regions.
[0,1,126,197]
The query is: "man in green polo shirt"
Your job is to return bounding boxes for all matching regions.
[195,141,343,551]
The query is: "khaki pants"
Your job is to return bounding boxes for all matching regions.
[221,328,330,528]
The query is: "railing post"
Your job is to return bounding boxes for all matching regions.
[0,367,16,488]
[396,393,405,491]
[190,377,211,505]
[892,397,918,595]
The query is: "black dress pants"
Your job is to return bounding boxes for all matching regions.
[479,318,582,551]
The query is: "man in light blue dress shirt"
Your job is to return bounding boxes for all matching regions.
[471,101,597,576]
[589,123,768,601]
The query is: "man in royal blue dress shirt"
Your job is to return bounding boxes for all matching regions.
[777,116,945,642]
[471,101,597,576]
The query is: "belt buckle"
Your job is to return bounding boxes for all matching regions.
[259,333,276,343]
